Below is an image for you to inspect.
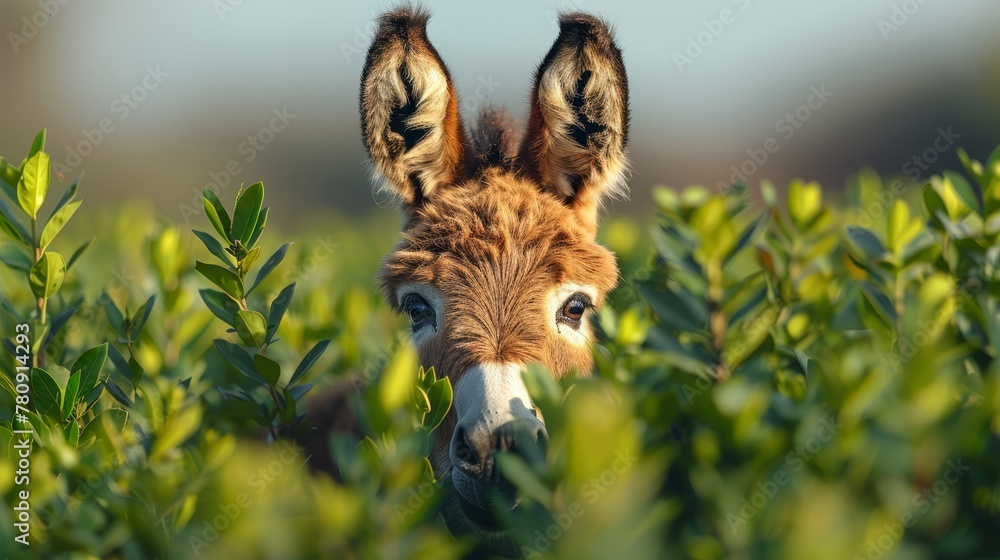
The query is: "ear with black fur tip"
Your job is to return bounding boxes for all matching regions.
[360,7,466,208]
[520,13,630,234]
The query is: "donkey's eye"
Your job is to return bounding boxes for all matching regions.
[403,293,436,333]
[558,292,592,328]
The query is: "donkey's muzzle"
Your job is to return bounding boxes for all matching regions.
[450,417,548,510]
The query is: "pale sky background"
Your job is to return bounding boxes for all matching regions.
[2,1,998,225]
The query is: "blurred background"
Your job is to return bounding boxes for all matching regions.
[2,0,999,227]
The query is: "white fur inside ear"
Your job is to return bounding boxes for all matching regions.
[548,283,598,346]
[396,283,445,346]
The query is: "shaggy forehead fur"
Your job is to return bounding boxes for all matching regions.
[380,167,618,365]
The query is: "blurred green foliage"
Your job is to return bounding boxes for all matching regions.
[0,131,998,559]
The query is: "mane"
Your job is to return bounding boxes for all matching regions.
[468,107,521,175]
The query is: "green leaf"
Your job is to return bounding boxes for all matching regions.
[104,379,134,408]
[196,261,244,300]
[17,151,50,220]
[267,283,295,344]
[638,281,708,333]
[200,288,241,326]
[39,200,81,252]
[31,367,62,416]
[494,453,553,507]
[234,309,268,349]
[0,198,30,244]
[242,246,262,274]
[66,236,94,270]
[288,339,330,386]
[101,291,127,338]
[67,420,79,447]
[192,230,234,267]
[247,207,269,248]
[82,408,129,452]
[203,190,232,242]
[214,339,269,387]
[0,156,20,195]
[62,371,81,420]
[49,174,80,221]
[723,301,781,369]
[127,355,144,387]
[885,199,921,255]
[860,281,897,326]
[413,386,431,415]
[29,129,46,157]
[945,171,981,216]
[846,225,888,261]
[253,354,281,386]
[424,377,453,432]
[73,343,109,397]
[130,295,156,341]
[247,243,291,296]
[231,182,264,246]
[29,251,66,299]
[787,179,822,228]
[0,243,32,272]
[151,405,203,461]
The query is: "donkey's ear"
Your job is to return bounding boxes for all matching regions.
[520,14,630,231]
[361,8,466,207]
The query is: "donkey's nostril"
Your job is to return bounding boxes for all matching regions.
[451,426,488,477]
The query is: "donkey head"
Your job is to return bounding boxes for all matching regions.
[360,7,629,539]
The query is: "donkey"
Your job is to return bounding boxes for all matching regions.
[359,6,629,547]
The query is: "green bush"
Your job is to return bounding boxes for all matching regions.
[0,130,998,559]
